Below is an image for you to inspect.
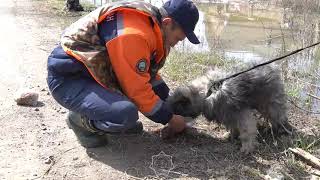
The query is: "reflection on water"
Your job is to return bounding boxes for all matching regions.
[224,50,263,63]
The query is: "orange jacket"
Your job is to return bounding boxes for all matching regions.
[105,9,170,117]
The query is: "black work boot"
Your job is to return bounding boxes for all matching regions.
[66,111,108,148]
[122,121,143,134]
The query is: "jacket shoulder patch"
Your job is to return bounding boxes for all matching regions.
[136,59,148,73]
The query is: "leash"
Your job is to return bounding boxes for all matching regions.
[206,41,320,97]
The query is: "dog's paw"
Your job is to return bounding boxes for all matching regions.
[240,139,257,154]
[240,145,254,155]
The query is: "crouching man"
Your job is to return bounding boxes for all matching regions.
[47,0,200,147]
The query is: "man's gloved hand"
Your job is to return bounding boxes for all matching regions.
[160,114,186,139]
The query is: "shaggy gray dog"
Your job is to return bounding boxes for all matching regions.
[168,65,292,154]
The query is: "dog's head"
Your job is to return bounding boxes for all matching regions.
[167,86,204,118]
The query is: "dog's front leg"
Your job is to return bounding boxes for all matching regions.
[238,110,257,154]
[230,128,240,142]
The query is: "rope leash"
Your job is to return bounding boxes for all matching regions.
[206,41,320,97]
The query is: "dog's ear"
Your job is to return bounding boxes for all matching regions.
[169,88,192,113]
[171,90,190,104]
[171,87,189,101]
[174,95,191,115]
[176,95,191,106]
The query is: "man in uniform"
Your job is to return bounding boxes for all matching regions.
[47,0,200,148]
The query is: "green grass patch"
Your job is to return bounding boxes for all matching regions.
[45,0,66,11]
[81,2,97,12]
[285,83,302,99]
[39,0,95,16]
[162,50,236,84]
[293,134,320,151]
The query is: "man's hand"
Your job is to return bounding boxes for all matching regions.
[160,115,186,139]
[168,114,186,133]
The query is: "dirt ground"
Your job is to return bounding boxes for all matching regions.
[0,0,319,179]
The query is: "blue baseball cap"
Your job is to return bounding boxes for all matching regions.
[162,0,200,44]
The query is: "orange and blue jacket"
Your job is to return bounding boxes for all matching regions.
[59,1,173,124]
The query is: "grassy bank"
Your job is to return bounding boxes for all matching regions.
[162,50,240,83]
[41,0,96,15]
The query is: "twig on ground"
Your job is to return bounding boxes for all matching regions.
[311,169,320,177]
[169,170,188,176]
[124,174,144,180]
[44,157,56,176]
[288,75,320,89]
[289,147,320,170]
[257,130,273,152]
[269,122,277,147]
[306,138,320,150]
[42,146,78,177]
[307,93,320,101]
[288,98,320,114]
[280,170,295,180]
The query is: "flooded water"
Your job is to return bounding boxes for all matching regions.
[83,0,320,113]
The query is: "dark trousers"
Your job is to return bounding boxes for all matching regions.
[47,45,139,133]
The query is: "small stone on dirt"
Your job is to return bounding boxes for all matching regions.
[14,88,39,106]
[44,159,51,164]
[35,108,39,111]
[44,156,54,164]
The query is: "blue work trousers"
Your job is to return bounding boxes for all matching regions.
[47,46,141,133]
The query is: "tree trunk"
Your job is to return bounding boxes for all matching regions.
[65,0,84,11]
